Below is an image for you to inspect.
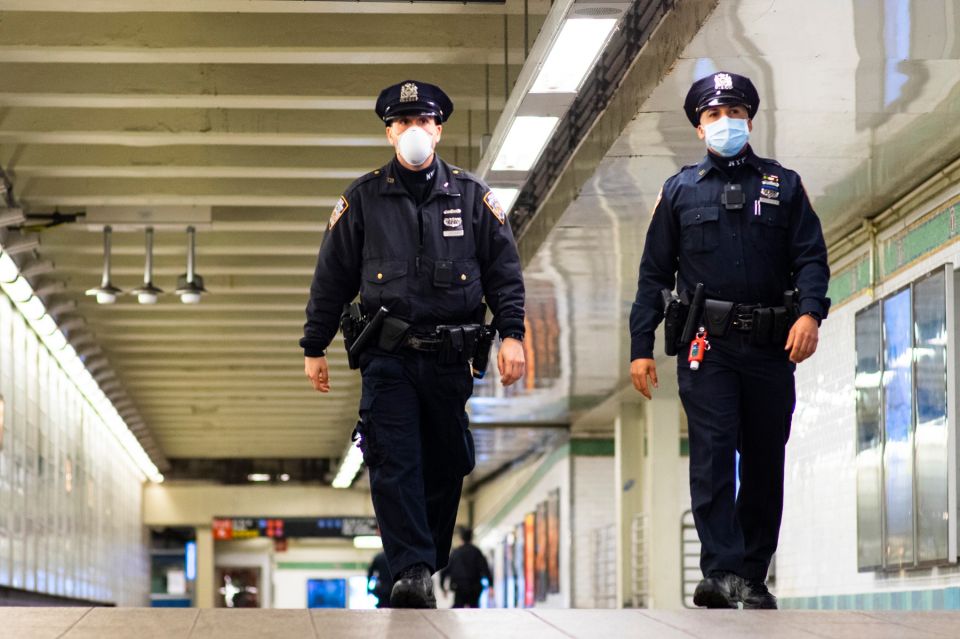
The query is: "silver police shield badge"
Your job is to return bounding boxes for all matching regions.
[399,82,418,103]
[714,73,733,91]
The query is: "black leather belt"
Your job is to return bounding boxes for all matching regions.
[404,333,443,352]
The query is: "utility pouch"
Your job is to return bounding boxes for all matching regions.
[702,299,734,338]
[438,325,476,365]
[750,308,774,346]
[771,307,789,345]
[376,316,411,353]
[783,289,799,324]
[433,260,454,288]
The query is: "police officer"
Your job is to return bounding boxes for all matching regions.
[301,80,526,609]
[629,72,829,609]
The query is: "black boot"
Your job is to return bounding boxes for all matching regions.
[692,571,742,609]
[389,563,437,609]
[741,578,777,609]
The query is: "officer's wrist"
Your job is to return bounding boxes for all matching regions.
[802,312,822,327]
[501,332,524,342]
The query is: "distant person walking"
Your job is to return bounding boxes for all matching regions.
[439,528,491,608]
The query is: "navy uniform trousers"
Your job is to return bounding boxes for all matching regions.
[677,332,796,581]
[356,349,476,580]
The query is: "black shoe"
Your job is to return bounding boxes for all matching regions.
[692,571,742,609]
[741,578,777,609]
[389,563,437,609]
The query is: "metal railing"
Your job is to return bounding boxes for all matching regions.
[680,509,701,608]
[630,513,650,608]
[589,524,618,608]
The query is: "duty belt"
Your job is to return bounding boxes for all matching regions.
[730,304,760,332]
[404,332,444,352]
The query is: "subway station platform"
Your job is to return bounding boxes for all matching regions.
[4,608,960,639]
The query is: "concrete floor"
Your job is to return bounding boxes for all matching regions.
[2,608,959,639]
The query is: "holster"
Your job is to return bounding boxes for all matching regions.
[702,299,734,338]
[471,325,496,379]
[661,290,688,357]
[340,303,367,369]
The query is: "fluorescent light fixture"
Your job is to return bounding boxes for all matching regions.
[491,188,520,215]
[33,313,59,336]
[0,239,163,484]
[20,296,47,321]
[247,473,271,482]
[4,276,34,303]
[331,441,364,489]
[530,18,618,94]
[353,536,383,550]
[491,116,559,172]
[0,252,19,282]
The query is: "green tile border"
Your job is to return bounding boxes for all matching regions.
[570,438,615,457]
[827,200,960,307]
[780,586,960,610]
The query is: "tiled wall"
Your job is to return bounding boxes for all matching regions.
[571,454,616,608]
[779,192,960,608]
[0,294,148,606]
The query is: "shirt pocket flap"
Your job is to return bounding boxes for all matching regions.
[363,259,408,284]
[453,259,481,285]
[680,206,721,228]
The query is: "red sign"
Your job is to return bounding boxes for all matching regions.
[212,518,233,541]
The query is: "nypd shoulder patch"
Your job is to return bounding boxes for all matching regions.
[483,190,506,225]
[328,195,349,229]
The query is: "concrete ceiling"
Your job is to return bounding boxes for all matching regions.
[1,0,550,465]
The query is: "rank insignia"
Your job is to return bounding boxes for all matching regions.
[714,73,733,91]
[328,195,349,229]
[483,191,506,224]
[399,82,418,103]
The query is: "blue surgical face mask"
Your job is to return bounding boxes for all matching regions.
[702,116,750,157]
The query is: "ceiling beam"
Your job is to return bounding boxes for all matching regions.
[0,1,550,16]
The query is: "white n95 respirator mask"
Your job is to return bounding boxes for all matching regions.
[397,126,436,166]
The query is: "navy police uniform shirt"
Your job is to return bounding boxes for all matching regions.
[629,145,830,360]
[300,157,525,357]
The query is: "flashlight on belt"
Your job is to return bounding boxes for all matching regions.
[688,327,710,371]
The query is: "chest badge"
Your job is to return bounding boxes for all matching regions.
[443,216,464,237]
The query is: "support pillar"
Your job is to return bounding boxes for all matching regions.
[195,526,215,609]
[615,402,646,607]
[646,392,683,609]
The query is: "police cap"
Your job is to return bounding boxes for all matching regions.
[375,80,454,124]
[683,71,759,127]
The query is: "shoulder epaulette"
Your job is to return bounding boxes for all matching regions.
[345,167,386,194]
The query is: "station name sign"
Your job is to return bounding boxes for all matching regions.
[212,516,378,541]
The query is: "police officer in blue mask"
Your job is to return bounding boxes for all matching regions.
[629,72,830,609]
[301,80,526,608]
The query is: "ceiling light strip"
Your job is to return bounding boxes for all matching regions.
[0,249,163,483]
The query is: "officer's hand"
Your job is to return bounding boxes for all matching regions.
[304,356,330,393]
[785,314,819,364]
[498,337,526,386]
[630,358,658,400]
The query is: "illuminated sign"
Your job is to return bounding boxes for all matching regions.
[211,517,377,541]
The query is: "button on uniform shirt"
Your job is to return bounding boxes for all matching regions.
[629,145,830,360]
[301,157,525,357]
